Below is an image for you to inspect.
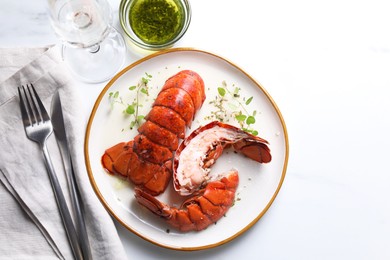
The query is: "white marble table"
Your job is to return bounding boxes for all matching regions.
[2,0,390,259]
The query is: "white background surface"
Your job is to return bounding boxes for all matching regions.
[1,0,390,259]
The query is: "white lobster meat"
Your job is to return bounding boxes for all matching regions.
[173,121,272,196]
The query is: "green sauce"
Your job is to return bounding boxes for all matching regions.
[129,0,185,45]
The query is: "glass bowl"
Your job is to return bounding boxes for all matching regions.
[119,0,191,50]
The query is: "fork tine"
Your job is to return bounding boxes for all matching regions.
[18,85,34,126]
[26,84,43,124]
[24,85,39,125]
[29,84,50,122]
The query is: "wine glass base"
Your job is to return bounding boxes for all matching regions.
[62,27,126,83]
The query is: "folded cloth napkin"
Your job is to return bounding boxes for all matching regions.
[0,46,127,259]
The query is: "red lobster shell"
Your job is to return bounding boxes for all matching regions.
[173,121,272,196]
[101,70,205,195]
[134,169,239,232]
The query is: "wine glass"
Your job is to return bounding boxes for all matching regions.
[47,0,126,83]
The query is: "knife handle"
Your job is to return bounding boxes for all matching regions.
[68,158,92,260]
[41,143,83,260]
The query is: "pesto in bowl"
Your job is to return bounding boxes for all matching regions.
[120,0,191,50]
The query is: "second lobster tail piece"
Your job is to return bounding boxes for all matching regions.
[173,121,272,196]
[134,169,239,232]
[102,70,206,195]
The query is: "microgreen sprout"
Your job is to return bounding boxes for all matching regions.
[109,72,152,130]
[207,81,259,135]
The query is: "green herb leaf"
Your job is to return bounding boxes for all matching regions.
[110,91,120,99]
[245,96,253,105]
[218,87,226,97]
[126,105,135,114]
[141,77,150,85]
[140,88,148,95]
[129,85,137,90]
[246,115,256,125]
[137,115,145,122]
[235,114,247,122]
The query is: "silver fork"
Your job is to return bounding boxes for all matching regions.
[18,84,83,260]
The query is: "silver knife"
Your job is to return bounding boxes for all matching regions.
[51,90,92,260]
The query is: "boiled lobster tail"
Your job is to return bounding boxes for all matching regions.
[102,70,205,195]
[134,169,239,232]
[173,121,272,196]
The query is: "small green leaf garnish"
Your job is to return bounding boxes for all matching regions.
[126,105,135,115]
[245,96,253,105]
[207,81,260,135]
[137,115,145,122]
[246,115,255,125]
[108,72,152,130]
[235,114,247,122]
[218,87,226,97]
[140,87,148,95]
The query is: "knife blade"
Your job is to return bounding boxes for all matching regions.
[51,90,92,260]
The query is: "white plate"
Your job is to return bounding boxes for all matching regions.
[85,48,289,250]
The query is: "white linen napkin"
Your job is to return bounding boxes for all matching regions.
[0,45,127,259]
